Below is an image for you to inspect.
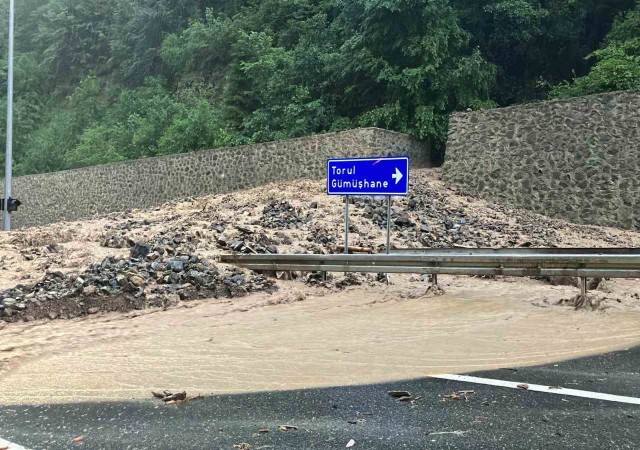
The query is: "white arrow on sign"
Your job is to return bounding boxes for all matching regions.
[391,167,404,185]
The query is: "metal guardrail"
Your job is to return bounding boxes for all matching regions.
[219,248,640,279]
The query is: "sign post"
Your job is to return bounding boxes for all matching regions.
[4,0,15,231]
[327,156,409,256]
[386,197,391,254]
[344,196,349,254]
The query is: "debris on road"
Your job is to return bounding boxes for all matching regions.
[152,390,186,402]
[72,436,84,443]
[517,384,530,390]
[398,395,423,404]
[388,390,411,398]
[346,439,356,448]
[442,390,475,401]
[151,390,204,405]
[427,430,470,437]
[233,443,251,449]
[258,428,269,433]
[278,425,298,432]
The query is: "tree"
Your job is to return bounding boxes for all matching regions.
[551,3,640,97]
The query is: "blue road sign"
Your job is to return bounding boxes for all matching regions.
[327,156,409,196]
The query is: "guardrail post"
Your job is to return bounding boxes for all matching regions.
[432,274,438,288]
[579,277,588,306]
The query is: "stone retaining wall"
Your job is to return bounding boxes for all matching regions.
[443,91,640,229]
[2,128,430,228]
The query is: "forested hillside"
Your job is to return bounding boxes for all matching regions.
[0,0,638,175]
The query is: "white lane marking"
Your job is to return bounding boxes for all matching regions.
[0,437,29,449]
[431,374,640,405]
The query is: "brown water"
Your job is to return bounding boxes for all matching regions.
[2,278,640,405]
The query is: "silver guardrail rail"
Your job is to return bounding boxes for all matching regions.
[219,248,640,279]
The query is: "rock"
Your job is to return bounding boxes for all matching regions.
[88,307,100,314]
[169,272,182,284]
[394,215,415,228]
[235,225,253,235]
[310,202,318,209]
[420,224,432,233]
[83,285,97,296]
[147,252,160,261]
[129,275,145,287]
[130,243,152,259]
[230,240,244,252]
[167,259,184,272]
[3,298,16,307]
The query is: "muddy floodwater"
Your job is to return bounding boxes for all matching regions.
[2,277,640,405]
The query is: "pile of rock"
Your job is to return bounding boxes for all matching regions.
[215,225,280,255]
[355,198,415,230]
[0,241,275,322]
[101,234,134,249]
[261,200,311,229]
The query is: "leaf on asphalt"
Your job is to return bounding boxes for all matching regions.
[233,443,251,449]
[258,428,270,433]
[72,436,85,443]
[517,384,530,390]
[346,438,356,448]
[278,424,298,431]
[388,390,411,398]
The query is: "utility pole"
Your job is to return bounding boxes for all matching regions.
[4,0,14,231]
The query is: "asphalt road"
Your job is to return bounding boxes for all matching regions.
[1,347,640,449]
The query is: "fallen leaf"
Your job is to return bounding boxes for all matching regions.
[258,428,269,433]
[346,439,355,448]
[388,390,411,398]
[72,436,84,443]
[278,424,298,432]
[151,391,165,399]
[517,384,529,390]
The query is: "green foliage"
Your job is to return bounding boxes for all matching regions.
[0,0,637,175]
[551,4,640,97]
[454,0,637,103]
